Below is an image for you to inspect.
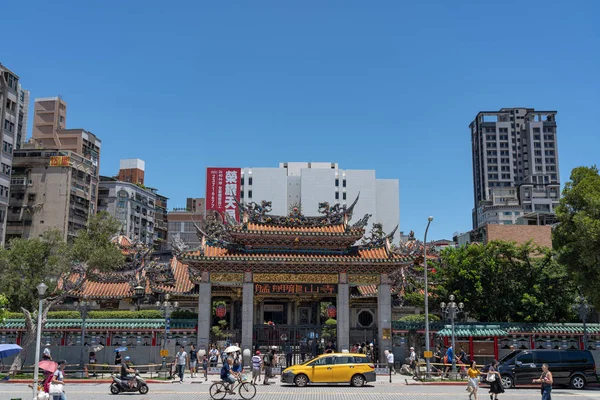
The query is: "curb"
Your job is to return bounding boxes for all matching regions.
[1,379,171,384]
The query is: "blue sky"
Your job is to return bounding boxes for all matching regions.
[4,0,599,240]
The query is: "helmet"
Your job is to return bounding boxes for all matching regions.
[124,356,131,361]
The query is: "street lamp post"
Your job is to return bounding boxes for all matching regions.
[32,282,48,400]
[134,285,145,311]
[440,295,464,377]
[75,298,97,376]
[423,216,434,378]
[156,294,178,370]
[576,296,590,349]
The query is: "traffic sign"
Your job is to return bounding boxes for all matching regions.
[423,351,433,358]
[160,349,169,357]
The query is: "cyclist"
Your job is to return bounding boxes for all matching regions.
[221,357,240,394]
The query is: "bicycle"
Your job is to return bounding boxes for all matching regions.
[209,374,256,400]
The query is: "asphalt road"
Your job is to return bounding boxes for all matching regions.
[2,379,600,400]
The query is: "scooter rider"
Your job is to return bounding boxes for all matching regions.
[121,356,136,388]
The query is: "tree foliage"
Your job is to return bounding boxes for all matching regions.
[398,314,440,322]
[553,165,600,309]
[0,294,8,323]
[70,211,125,271]
[0,212,124,372]
[0,229,70,312]
[437,241,577,323]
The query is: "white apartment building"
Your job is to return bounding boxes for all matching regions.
[0,63,29,244]
[98,176,157,246]
[470,108,560,229]
[239,162,400,241]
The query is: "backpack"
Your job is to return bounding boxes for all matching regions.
[263,354,270,365]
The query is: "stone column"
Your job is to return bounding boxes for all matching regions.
[197,271,211,353]
[378,273,392,363]
[241,272,254,366]
[337,272,350,352]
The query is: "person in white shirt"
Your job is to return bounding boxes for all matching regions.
[409,346,417,370]
[175,345,188,383]
[386,350,396,374]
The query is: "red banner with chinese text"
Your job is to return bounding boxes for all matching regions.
[206,167,241,222]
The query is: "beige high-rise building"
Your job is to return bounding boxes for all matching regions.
[31,96,101,209]
[5,97,102,243]
[7,147,97,241]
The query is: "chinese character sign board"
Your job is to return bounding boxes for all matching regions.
[206,167,241,221]
[49,156,70,167]
[254,283,338,295]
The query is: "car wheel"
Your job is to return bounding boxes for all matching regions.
[570,374,586,390]
[500,375,513,389]
[110,383,120,394]
[351,374,365,387]
[294,374,309,387]
[139,384,149,394]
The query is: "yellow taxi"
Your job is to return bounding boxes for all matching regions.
[281,353,376,387]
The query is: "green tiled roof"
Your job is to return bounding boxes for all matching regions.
[437,327,508,337]
[392,321,600,337]
[0,318,198,330]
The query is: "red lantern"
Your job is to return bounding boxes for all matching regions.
[215,304,227,318]
[327,304,337,318]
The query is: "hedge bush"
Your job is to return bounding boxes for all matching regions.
[398,314,441,322]
[5,310,165,319]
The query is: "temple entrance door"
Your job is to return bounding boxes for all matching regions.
[263,304,285,325]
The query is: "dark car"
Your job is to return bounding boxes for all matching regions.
[492,349,597,389]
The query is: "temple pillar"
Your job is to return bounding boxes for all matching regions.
[197,271,211,352]
[241,272,254,365]
[337,272,350,352]
[378,274,392,363]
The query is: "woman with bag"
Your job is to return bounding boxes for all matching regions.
[50,360,66,400]
[466,361,481,400]
[487,360,504,400]
[533,364,553,400]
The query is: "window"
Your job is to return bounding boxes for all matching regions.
[3,141,13,154]
[248,177,253,185]
[533,127,541,133]
[0,185,8,198]
[357,310,374,327]
[335,356,354,364]
[342,192,346,200]
[4,120,15,132]
[248,190,252,198]
[342,179,346,188]
[516,353,534,364]
[335,179,339,186]
[335,192,339,200]
[562,352,590,364]
[1,163,11,175]
[536,352,561,364]
[240,177,244,185]
[309,356,335,366]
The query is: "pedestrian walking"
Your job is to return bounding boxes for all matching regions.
[444,345,455,378]
[209,345,219,368]
[189,344,198,378]
[202,354,209,381]
[251,350,263,385]
[386,350,396,374]
[466,360,481,400]
[262,349,275,385]
[533,363,553,400]
[175,345,188,383]
[487,360,504,400]
[51,360,67,400]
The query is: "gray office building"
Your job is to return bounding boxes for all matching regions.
[470,108,560,229]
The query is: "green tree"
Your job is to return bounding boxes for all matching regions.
[0,213,124,372]
[70,211,125,271]
[437,241,577,322]
[553,166,600,309]
[0,294,8,323]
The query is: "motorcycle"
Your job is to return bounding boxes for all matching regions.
[110,372,149,395]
